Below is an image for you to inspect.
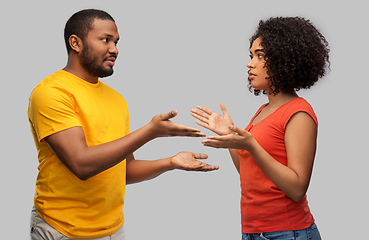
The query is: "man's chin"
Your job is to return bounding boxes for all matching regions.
[96,68,114,78]
[99,72,113,78]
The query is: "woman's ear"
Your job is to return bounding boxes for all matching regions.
[68,34,83,53]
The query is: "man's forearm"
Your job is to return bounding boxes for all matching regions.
[46,111,205,180]
[125,151,216,184]
[46,123,157,180]
[126,157,173,184]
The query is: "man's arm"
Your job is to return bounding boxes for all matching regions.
[45,110,207,180]
[125,152,217,184]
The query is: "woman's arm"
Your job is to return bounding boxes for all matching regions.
[191,103,241,172]
[229,149,240,173]
[202,112,317,202]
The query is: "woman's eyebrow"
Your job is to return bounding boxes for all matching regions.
[250,48,265,54]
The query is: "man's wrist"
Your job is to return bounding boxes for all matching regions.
[167,156,176,171]
[144,121,159,140]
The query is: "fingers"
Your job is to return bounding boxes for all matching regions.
[191,152,209,160]
[155,110,206,137]
[202,137,224,148]
[201,125,251,149]
[205,135,224,140]
[190,108,210,124]
[170,123,206,137]
[194,120,211,130]
[201,139,227,149]
[220,103,228,115]
[190,109,213,131]
[195,105,214,115]
[195,103,227,117]
[229,125,246,135]
[161,110,178,121]
[201,134,233,149]
[198,164,220,171]
[174,152,219,171]
[187,161,219,171]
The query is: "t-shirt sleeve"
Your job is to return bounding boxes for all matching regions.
[28,84,82,143]
[126,114,130,136]
[281,100,318,130]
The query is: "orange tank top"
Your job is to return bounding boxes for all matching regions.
[237,97,317,233]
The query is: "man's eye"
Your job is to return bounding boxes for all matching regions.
[102,38,108,42]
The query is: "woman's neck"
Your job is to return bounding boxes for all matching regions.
[267,91,299,108]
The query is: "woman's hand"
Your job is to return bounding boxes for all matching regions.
[191,103,234,136]
[202,125,255,150]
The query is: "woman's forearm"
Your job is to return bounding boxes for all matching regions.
[229,149,240,173]
[247,139,309,202]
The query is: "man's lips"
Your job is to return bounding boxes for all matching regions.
[104,57,116,67]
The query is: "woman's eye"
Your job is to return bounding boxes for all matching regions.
[102,38,108,42]
[258,54,263,59]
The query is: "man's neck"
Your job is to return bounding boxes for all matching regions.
[63,62,98,84]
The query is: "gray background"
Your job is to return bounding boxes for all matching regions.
[1,0,368,239]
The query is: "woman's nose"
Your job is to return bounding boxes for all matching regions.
[247,59,254,69]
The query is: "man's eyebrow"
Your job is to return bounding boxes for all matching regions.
[102,33,119,39]
[102,33,120,42]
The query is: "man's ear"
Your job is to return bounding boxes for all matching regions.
[68,34,83,53]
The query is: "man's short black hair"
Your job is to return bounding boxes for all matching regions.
[64,9,115,54]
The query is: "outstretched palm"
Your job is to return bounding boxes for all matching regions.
[191,103,234,136]
[149,110,206,138]
[171,152,218,171]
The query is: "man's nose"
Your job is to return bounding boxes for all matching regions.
[109,43,119,56]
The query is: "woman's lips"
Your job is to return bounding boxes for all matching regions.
[249,72,256,80]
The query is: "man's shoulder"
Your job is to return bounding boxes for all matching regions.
[30,70,74,102]
[34,70,67,88]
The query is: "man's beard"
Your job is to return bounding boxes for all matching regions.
[80,43,114,78]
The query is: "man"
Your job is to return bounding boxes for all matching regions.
[28,9,218,240]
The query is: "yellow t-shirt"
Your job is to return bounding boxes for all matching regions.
[28,70,130,239]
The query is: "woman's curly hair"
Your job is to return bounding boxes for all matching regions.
[248,16,330,95]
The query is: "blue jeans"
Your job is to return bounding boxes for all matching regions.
[242,223,321,240]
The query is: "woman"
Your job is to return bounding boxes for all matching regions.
[191,17,330,240]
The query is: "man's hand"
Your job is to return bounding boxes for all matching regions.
[170,152,219,171]
[148,110,206,138]
[126,152,218,184]
[191,103,234,136]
